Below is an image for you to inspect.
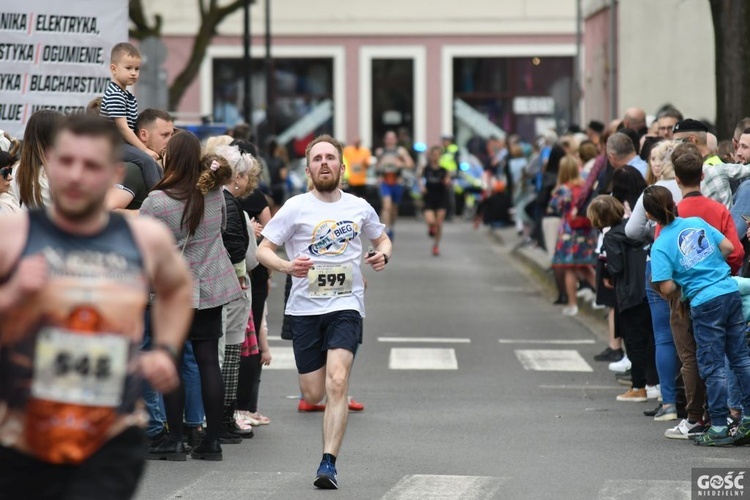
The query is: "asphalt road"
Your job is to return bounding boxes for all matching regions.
[135,219,746,500]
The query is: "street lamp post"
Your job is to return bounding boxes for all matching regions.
[265,0,274,135]
[243,0,253,130]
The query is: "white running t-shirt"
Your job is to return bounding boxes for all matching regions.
[261,191,385,317]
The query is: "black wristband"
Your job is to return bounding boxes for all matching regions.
[154,343,180,364]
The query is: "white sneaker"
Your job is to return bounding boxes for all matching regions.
[664,418,707,440]
[608,355,631,373]
[646,384,661,400]
[576,288,596,302]
[562,305,579,316]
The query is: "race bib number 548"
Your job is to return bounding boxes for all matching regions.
[31,328,128,407]
[308,264,353,297]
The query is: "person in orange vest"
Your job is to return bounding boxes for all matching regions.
[343,137,372,199]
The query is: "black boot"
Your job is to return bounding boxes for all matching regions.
[219,426,243,444]
[147,435,187,461]
[184,425,205,448]
[223,406,254,439]
[191,437,222,461]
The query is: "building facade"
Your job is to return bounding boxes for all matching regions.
[582,0,716,126]
[141,0,577,148]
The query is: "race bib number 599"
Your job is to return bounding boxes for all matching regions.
[308,264,353,297]
[31,328,128,407]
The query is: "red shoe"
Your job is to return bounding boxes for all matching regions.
[298,399,326,412]
[348,397,365,411]
[432,245,440,257]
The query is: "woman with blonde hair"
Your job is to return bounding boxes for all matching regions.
[625,140,682,241]
[213,144,266,435]
[204,135,234,156]
[141,132,244,461]
[548,154,598,316]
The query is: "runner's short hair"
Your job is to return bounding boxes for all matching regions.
[305,134,344,164]
[111,42,141,64]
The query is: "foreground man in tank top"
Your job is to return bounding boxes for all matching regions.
[0,115,193,499]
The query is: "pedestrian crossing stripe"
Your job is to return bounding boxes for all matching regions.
[264,345,601,373]
[514,349,594,372]
[264,346,297,370]
[381,474,507,500]
[596,479,690,500]
[389,348,458,370]
[138,469,697,500]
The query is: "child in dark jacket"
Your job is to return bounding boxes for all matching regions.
[588,195,659,402]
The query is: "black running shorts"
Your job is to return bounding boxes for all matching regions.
[288,309,363,374]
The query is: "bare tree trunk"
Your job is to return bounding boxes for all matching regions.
[168,1,245,110]
[710,0,750,139]
[129,0,246,111]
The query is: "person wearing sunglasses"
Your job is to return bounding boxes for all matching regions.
[0,151,21,214]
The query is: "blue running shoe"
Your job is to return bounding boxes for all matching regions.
[314,459,338,489]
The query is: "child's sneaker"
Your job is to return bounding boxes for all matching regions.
[694,426,734,446]
[733,418,750,446]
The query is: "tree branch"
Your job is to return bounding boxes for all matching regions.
[217,0,246,17]
[129,0,162,40]
[168,0,248,109]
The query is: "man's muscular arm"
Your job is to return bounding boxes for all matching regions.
[0,214,43,313]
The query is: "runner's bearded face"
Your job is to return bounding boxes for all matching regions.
[47,130,118,221]
[307,142,343,193]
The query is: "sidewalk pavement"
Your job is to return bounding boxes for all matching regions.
[487,226,609,335]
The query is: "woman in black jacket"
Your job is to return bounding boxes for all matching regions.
[215,144,261,440]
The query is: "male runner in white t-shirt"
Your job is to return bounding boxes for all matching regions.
[256,134,391,490]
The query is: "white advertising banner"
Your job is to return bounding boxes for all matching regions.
[0,0,128,138]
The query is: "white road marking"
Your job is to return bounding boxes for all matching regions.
[382,474,507,500]
[379,337,471,344]
[263,346,297,370]
[597,479,690,500]
[499,339,595,344]
[389,348,458,370]
[267,335,284,341]
[515,349,593,372]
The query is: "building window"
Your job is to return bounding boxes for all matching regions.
[452,56,573,141]
[212,57,334,147]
